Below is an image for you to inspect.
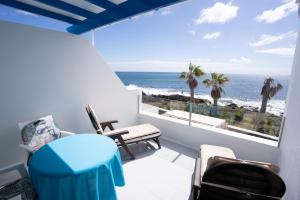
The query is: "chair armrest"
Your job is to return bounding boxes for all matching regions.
[105,130,129,139]
[60,130,75,137]
[201,181,242,193]
[19,144,35,153]
[194,157,202,188]
[101,120,118,124]
[201,182,280,199]
[0,162,28,178]
[100,120,118,131]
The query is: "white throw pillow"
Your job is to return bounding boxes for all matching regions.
[18,115,61,152]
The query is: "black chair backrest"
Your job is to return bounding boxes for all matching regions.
[200,162,286,200]
[85,105,103,134]
[0,162,36,200]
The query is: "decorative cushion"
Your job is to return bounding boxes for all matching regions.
[18,115,61,152]
[207,156,280,174]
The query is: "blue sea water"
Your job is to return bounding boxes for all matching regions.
[116,72,290,115]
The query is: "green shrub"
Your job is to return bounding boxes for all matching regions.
[266,118,274,126]
[234,111,244,122]
[220,111,231,121]
[165,104,170,110]
[184,104,190,112]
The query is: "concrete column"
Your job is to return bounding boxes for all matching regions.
[278,28,300,200]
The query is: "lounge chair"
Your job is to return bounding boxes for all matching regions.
[85,104,161,159]
[192,145,286,200]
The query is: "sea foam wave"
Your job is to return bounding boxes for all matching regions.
[126,84,285,116]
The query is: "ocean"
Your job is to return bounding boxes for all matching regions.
[116,72,290,116]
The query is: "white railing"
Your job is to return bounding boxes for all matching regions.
[139,93,281,142]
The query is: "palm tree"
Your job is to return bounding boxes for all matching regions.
[179,62,204,125]
[260,77,283,113]
[203,73,229,116]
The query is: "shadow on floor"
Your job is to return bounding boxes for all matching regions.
[117,138,198,200]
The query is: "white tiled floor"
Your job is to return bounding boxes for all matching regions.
[117,139,198,200]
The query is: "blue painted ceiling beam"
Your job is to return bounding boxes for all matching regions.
[0,0,80,24]
[0,0,187,34]
[86,0,117,10]
[68,0,187,34]
[36,0,96,18]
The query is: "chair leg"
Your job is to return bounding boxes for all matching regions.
[153,138,161,149]
[117,136,135,160]
[192,186,200,200]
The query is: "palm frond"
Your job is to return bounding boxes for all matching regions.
[219,86,225,94]
[270,83,283,97]
[277,83,283,90]
[203,79,211,87]
[261,77,283,99]
[189,62,194,72]
[179,62,205,95]
[211,72,218,80]
[193,66,205,77]
[218,74,229,85]
[203,73,229,100]
[179,72,187,79]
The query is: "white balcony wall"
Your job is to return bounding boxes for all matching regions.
[278,29,300,200]
[0,20,139,170]
[138,113,279,163]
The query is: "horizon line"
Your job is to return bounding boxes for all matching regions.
[114,70,291,76]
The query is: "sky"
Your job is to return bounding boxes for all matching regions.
[0,0,299,75]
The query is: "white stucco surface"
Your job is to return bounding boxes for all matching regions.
[0,19,299,199]
[138,112,279,163]
[0,20,139,170]
[278,29,300,200]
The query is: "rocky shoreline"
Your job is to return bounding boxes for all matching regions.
[142,93,277,116]
[142,93,282,137]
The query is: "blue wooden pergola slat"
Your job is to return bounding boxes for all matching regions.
[36,0,96,18]
[86,0,117,10]
[0,0,187,34]
[0,0,80,24]
[67,0,186,34]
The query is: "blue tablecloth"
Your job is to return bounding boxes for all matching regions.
[29,134,125,200]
